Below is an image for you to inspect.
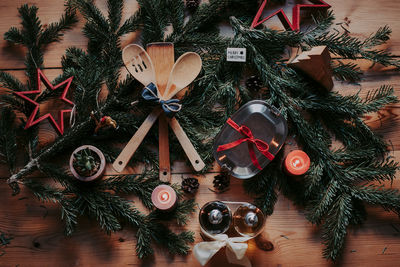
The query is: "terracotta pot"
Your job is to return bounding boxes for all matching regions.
[69,145,106,182]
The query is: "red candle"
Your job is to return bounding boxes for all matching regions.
[151,185,177,211]
[284,150,310,176]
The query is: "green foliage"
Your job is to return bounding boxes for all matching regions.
[73,148,98,174]
[0,107,17,174]
[1,0,400,262]
[1,1,195,258]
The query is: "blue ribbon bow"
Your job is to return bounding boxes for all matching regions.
[141,83,182,117]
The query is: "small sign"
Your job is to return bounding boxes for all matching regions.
[226,48,246,62]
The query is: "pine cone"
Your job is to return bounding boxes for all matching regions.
[245,75,262,92]
[186,0,200,11]
[181,177,199,194]
[213,173,230,192]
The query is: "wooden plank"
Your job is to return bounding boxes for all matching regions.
[0,0,400,70]
[1,168,400,266]
[0,0,139,69]
[1,0,400,266]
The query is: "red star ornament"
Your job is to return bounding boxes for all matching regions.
[13,69,74,135]
[251,0,331,31]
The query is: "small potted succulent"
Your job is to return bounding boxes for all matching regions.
[69,145,106,182]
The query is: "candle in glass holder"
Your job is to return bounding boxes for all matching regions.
[151,185,177,211]
[284,150,310,176]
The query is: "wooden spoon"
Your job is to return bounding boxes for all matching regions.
[112,52,203,173]
[164,52,205,171]
[164,52,202,100]
[122,44,157,89]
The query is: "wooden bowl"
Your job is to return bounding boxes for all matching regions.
[69,145,106,182]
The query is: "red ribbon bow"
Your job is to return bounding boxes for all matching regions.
[217,118,274,170]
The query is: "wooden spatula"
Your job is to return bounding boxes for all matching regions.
[147,43,175,182]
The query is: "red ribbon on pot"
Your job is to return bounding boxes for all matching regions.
[217,118,274,170]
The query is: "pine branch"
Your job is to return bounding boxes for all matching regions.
[0,107,18,174]
[136,0,169,45]
[149,222,194,255]
[332,61,362,82]
[321,193,352,260]
[116,9,141,37]
[149,199,196,226]
[38,7,78,46]
[22,179,79,235]
[243,163,281,216]
[99,172,160,209]
[352,184,400,215]
[107,0,123,32]
[342,159,398,183]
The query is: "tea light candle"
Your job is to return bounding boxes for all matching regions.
[151,185,177,211]
[284,150,310,176]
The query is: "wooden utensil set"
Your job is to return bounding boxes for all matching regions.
[112,42,205,181]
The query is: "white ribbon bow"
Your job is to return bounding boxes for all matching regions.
[194,230,252,266]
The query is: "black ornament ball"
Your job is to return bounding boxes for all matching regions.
[181,177,200,194]
[186,0,200,11]
[245,75,263,92]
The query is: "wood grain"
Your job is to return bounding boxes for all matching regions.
[147,43,175,182]
[0,0,400,267]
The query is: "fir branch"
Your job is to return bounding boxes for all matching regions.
[99,172,160,209]
[0,107,17,174]
[149,199,196,226]
[70,0,109,33]
[342,159,398,183]
[107,0,123,32]
[167,0,185,36]
[136,0,169,44]
[307,179,340,224]
[321,193,352,260]
[4,27,24,44]
[136,224,154,258]
[75,191,122,234]
[12,4,42,47]
[363,85,398,113]
[116,9,142,37]
[351,184,400,215]
[363,26,392,49]
[149,222,194,255]
[332,61,362,82]
[22,179,79,235]
[243,163,281,216]
[301,86,397,118]
[304,159,324,197]
[38,7,78,46]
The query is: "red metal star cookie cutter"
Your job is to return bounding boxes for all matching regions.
[251,0,331,31]
[13,69,74,135]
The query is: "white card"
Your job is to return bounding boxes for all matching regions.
[226,47,246,62]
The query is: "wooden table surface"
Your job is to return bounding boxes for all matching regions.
[1,1,400,266]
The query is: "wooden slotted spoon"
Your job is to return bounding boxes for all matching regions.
[122,44,157,88]
[112,45,159,173]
